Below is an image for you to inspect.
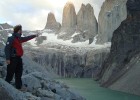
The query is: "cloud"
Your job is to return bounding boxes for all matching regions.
[0,0,104,30]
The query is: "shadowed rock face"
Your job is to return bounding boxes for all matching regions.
[96,0,140,96]
[26,48,109,78]
[0,87,13,100]
[44,12,61,33]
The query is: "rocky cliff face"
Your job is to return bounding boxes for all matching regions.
[74,3,98,43]
[58,2,77,40]
[25,47,109,78]
[96,0,140,96]
[58,2,98,43]
[44,12,61,33]
[96,0,127,44]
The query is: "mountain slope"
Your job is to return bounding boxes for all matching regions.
[96,0,140,96]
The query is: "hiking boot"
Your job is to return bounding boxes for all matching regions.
[18,86,27,92]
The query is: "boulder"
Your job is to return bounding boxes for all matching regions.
[0,79,40,100]
[22,74,41,92]
[36,88,54,98]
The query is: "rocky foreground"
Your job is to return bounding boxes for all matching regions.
[0,48,85,100]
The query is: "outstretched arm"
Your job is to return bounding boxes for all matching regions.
[21,35,37,43]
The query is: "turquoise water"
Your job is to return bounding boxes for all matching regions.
[56,78,140,100]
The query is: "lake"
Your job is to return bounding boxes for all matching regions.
[56,78,140,100]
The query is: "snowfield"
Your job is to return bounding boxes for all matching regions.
[27,30,111,50]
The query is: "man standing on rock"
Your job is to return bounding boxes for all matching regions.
[4,25,39,91]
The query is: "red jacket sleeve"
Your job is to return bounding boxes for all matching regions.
[21,35,36,43]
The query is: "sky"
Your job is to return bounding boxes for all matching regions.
[0,0,105,30]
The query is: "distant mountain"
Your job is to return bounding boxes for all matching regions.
[44,12,61,33]
[0,23,13,30]
[57,2,97,43]
[58,2,77,40]
[76,3,98,43]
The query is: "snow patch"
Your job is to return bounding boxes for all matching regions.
[71,32,80,37]
[0,25,3,30]
[28,32,111,49]
[28,38,37,46]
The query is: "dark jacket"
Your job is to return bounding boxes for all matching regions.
[4,33,36,60]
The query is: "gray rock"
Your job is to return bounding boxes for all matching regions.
[36,88,54,98]
[22,74,41,92]
[96,0,127,44]
[58,2,77,40]
[54,94,62,100]
[56,88,85,100]
[0,79,40,100]
[77,3,98,41]
[0,87,13,100]
[96,0,140,96]
[36,36,47,45]
[41,97,54,100]
[28,47,109,78]
[44,12,61,33]
[22,55,57,79]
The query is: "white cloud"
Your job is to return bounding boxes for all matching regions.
[0,0,105,30]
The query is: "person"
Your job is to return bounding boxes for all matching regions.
[4,25,39,91]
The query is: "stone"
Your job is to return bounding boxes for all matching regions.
[77,3,98,41]
[41,97,54,100]
[96,0,127,44]
[58,2,77,40]
[22,74,41,92]
[96,0,140,96]
[0,79,40,100]
[36,36,47,45]
[36,88,54,98]
[44,12,61,33]
[27,46,109,78]
[0,87,13,100]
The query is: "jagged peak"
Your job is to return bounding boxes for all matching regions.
[48,12,54,15]
[64,1,75,8]
[66,1,74,5]
[81,3,86,7]
[86,3,92,8]
[47,12,56,22]
[81,3,86,8]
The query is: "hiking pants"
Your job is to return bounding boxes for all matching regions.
[5,56,23,89]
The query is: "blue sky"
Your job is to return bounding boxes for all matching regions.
[0,0,104,30]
